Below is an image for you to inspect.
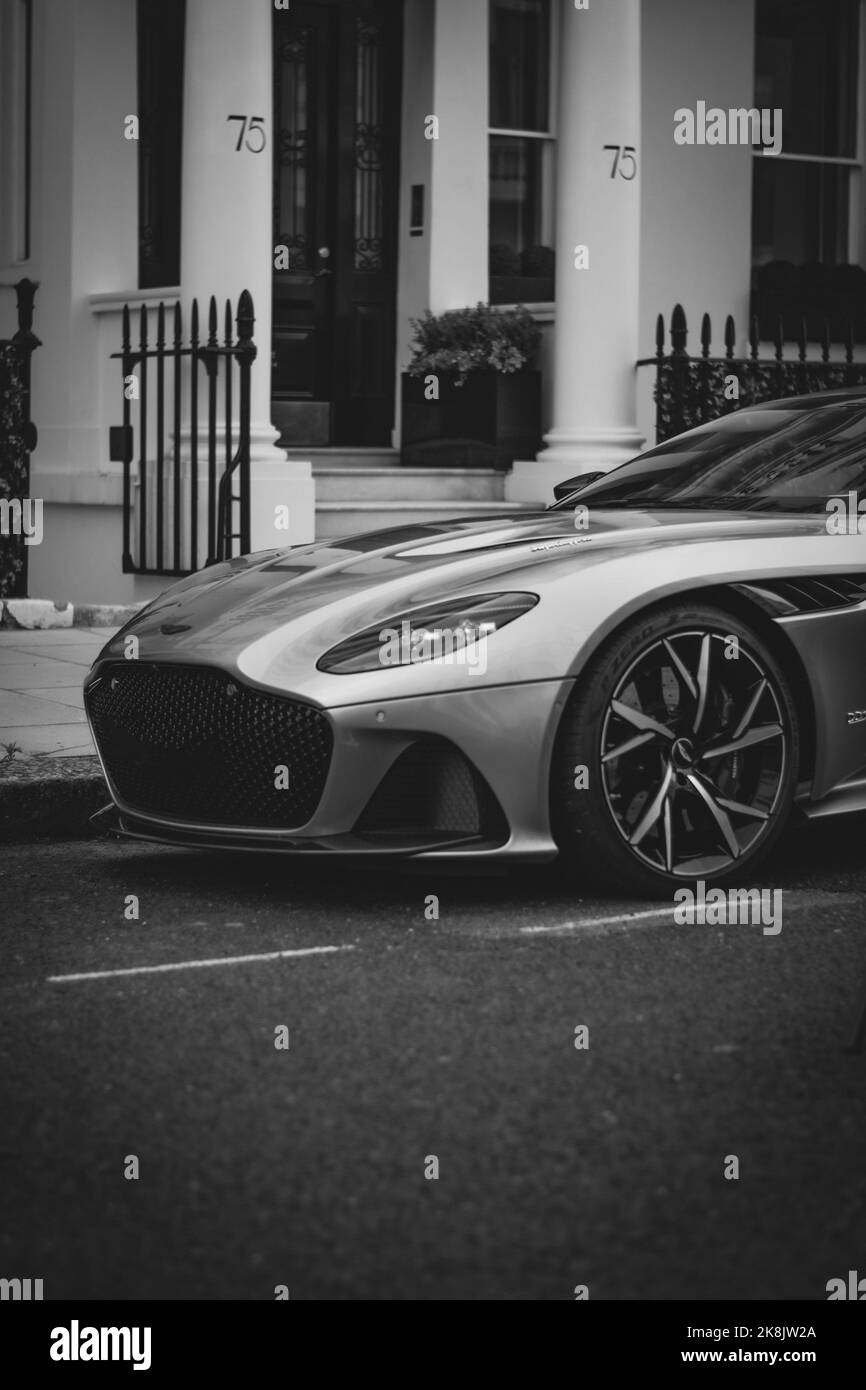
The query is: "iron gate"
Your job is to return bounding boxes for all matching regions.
[111,289,255,576]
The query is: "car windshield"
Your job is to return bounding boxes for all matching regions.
[549,401,866,513]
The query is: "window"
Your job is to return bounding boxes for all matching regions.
[488,0,556,304]
[137,0,186,289]
[752,0,863,340]
[0,0,32,267]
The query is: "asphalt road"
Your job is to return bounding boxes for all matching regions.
[1,815,864,1301]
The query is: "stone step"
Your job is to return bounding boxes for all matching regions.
[313,466,507,502]
[284,448,400,470]
[315,498,536,541]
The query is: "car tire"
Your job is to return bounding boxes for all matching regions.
[550,601,801,897]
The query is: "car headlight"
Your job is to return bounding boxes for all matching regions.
[317,592,539,674]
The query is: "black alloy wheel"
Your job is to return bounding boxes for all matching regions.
[551,602,801,895]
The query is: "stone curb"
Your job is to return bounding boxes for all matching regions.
[0,599,145,630]
[0,755,110,840]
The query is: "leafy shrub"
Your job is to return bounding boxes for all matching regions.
[406,303,541,386]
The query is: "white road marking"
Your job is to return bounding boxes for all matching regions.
[520,891,859,937]
[47,943,353,984]
[522,907,675,935]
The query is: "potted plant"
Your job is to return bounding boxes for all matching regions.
[401,302,542,469]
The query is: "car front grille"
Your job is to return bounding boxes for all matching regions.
[86,663,332,829]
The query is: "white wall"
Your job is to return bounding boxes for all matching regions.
[394,0,490,446]
[638,0,756,444]
[31,504,170,606]
[428,0,489,314]
[394,0,436,443]
[27,0,139,599]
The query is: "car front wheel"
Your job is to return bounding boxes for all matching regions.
[550,602,801,895]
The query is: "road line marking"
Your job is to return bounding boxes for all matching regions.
[521,891,861,936]
[522,908,674,935]
[47,944,353,984]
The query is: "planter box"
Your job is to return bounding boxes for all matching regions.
[400,370,542,470]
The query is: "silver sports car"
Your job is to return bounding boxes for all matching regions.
[84,390,866,894]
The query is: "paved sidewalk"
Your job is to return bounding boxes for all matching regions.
[0,628,116,757]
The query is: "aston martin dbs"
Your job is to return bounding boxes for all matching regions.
[85,390,866,893]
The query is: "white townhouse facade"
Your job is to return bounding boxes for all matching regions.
[1,0,864,601]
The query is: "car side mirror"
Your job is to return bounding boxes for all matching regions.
[552,471,605,502]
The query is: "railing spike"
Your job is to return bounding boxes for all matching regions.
[173,301,182,343]
[700,312,711,357]
[237,289,255,343]
[724,314,736,358]
[191,297,199,343]
[655,312,665,356]
[749,315,759,360]
[13,277,38,337]
[797,316,807,361]
[671,303,687,353]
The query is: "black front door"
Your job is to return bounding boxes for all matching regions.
[272,0,402,447]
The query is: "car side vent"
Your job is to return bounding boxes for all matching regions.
[735,575,866,616]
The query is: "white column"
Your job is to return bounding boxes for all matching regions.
[180,0,313,546]
[508,0,644,502]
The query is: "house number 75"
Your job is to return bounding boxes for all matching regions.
[227,115,267,153]
[603,145,637,179]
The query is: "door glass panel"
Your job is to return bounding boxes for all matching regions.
[275,26,313,272]
[354,14,385,272]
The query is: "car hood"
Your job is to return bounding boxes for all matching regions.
[92,507,858,702]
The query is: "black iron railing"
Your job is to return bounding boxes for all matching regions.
[0,278,40,599]
[111,289,255,576]
[639,304,866,444]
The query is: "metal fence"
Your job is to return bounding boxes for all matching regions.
[0,278,40,598]
[111,290,255,576]
[639,304,866,444]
